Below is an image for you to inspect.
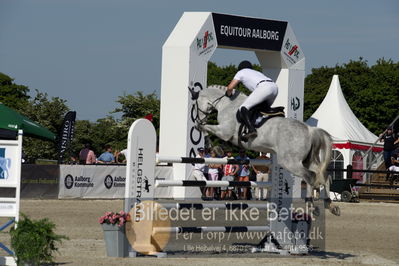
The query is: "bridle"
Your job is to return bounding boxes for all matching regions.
[194,94,226,125]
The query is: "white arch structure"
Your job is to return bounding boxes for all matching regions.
[159,12,305,199]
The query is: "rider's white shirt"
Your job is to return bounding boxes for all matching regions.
[233,68,271,91]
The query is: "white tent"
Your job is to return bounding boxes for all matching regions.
[306,75,383,180]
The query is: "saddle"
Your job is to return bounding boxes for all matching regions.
[236,102,285,142]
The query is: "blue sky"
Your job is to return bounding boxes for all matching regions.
[0,0,398,121]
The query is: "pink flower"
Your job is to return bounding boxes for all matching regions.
[99,211,130,225]
[119,218,125,226]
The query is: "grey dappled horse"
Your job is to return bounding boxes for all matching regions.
[191,85,339,216]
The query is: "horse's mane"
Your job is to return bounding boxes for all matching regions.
[203,85,246,104]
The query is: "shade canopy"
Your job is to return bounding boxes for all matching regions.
[0,103,56,141]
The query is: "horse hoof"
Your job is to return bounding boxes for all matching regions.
[330,206,341,216]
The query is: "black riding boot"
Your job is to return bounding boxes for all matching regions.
[240,107,257,140]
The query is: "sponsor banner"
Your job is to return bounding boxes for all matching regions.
[286,69,305,121]
[20,164,59,198]
[57,111,76,164]
[212,13,287,51]
[193,18,217,58]
[0,145,18,185]
[187,14,216,158]
[1,165,60,199]
[280,24,305,67]
[59,165,173,199]
[124,119,157,213]
[59,165,126,199]
[0,134,22,220]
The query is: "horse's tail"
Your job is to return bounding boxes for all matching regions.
[309,127,332,186]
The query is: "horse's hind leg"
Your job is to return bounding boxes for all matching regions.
[279,158,317,187]
[320,177,340,216]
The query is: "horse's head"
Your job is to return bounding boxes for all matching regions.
[190,86,227,125]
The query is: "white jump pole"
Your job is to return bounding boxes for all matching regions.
[155,180,272,188]
[158,202,270,210]
[153,226,271,234]
[157,156,272,166]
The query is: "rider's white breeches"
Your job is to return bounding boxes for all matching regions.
[240,82,278,110]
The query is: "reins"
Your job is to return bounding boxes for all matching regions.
[194,93,226,125]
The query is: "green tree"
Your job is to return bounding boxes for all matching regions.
[0,72,30,111]
[69,120,95,159]
[90,117,126,154]
[22,91,69,162]
[113,91,160,131]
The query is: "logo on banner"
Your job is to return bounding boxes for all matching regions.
[104,175,125,189]
[104,175,113,189]
[0,148,11,180]
[291,97,300,111]
[284,179,291,195]
[144,176,151,193]
[188,81,204,157]
[283,38,301,64]
[64,175,94,189]
[64,174,74,189]
[196,30,215,56]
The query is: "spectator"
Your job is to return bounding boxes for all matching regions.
[221,149,238,200]
[388,149,399,184]
[79,144,96,165]
[207,149,222,199]
[69,156,78,165]
[379,127,398,169]
[191,147,208,197]
[252,152,270,200]
[191,147,208,180]
[97,144,115,164]
[235,149,251,200]
[115,148,128,163]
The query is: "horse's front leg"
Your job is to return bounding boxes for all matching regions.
[201,124,234,142]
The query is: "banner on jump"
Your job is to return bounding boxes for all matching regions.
[59,165,174,199]
[212,13,287,51]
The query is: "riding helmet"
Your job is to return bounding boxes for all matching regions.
[238,60,253,71]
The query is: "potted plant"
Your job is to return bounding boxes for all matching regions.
[99,211,130,257]
[9,214,68,266]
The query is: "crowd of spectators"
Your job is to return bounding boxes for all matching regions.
[379,126,399,182]
[192,147,271,201]
[74,143,270,200]
[72,144,127,165]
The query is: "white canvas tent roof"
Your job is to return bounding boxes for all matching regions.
[306,75,379,144]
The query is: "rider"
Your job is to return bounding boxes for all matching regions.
[226,60,279,140]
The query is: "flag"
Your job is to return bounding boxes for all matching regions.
[144,113,153,122]
[57,111,76,164]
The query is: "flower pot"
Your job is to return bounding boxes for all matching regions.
[101,223,129,257]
